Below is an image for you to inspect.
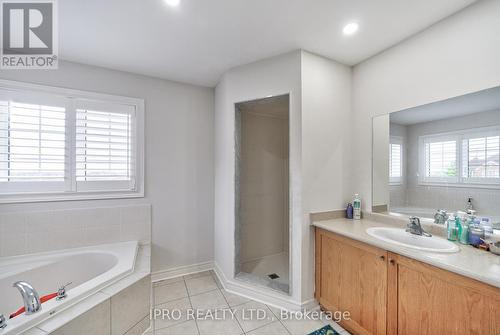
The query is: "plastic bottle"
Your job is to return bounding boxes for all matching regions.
[353,194,361,220]
[468,219,484,247]
[346,203,354,219]
[455,215,463,243]
[447,215,458,241]
[459,215,470,245]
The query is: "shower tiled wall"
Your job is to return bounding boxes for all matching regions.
[0,204,151,257]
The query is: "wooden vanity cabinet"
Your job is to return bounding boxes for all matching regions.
[315,228,500,335]
[315,228,388,335]
[387,252,500,335]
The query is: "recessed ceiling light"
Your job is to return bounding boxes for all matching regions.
[342,22,359,36]
[165,0,180,7]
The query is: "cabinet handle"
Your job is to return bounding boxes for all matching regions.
[390,259,396,265]
[380,255,386,261]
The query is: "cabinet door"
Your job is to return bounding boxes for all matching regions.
[388,253,500,335]
[315,229,388,335]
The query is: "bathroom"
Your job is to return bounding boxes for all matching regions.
[0,0,499,334]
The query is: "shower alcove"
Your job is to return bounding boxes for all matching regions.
[235,94,290,294]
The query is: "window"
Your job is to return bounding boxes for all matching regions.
[424,140,457,178]
[418,126,500,187]
[389,137,403,185]
[0,80,144,203]
[462,134,500,184]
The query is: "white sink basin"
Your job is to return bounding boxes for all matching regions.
[366,227,459,253]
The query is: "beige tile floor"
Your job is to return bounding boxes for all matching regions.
[146,271,349,335]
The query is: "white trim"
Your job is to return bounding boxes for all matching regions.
[233,92,294,300]
[0,79,145,203]
[213,262,310,311]
[151,261,214,282]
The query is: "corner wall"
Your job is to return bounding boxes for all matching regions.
[300,51,352,300]
[352,0,500,211]
[214,50,352,307]
[214,51,303,306]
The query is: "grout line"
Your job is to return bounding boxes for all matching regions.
[243,319,281,334]
[184,278,201,335]
[188,287,219,298]
[154,319,192,333]
[123,314,150,335]
[267,305,292,335]
[153,295,189,308]
[220,287,246,334]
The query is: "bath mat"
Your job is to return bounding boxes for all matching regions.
[307,324,340,335]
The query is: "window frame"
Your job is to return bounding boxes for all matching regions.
[0,79,145,204]
[389,136,403,186]
[418,125,500,189]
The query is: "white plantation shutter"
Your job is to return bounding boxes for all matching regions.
[424,140,457,178]
[389,140,402,184]
[75,100,136,191]
[419,127,500,186]
[0,91,68,193]
[0,81,143,202]
[462,133,500,183]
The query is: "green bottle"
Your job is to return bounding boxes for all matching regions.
[459,216,470,245]
[455,216,462,242]
[447,216,458,241]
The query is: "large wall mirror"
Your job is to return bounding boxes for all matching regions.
[372,86,500,229]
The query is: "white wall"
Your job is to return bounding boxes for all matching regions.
[300,51,351,301]
[0,61,214,273]
[214,51,303,306]
[352,0,500,211]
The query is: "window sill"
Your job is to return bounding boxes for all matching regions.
[0,191,145,204]
[417,182,500,190]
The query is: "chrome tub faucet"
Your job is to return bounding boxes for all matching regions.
[13,281,41,315]
[0,314,6,329]
[407,217,432,237]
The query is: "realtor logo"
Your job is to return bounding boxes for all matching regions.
[1,0,58,69]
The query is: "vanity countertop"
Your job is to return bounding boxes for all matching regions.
[312,217,500,289]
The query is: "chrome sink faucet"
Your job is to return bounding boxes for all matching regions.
[434,209,448,225]
[13,281,41,315]
[407,217,432,237]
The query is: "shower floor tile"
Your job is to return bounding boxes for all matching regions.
[240,252,289,292]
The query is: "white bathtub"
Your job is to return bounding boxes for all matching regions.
[0,241,138,335]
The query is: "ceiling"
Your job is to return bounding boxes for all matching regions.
[59,0,476,87]
[390,86,500,125]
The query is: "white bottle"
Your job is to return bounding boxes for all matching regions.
[353,194,361,220]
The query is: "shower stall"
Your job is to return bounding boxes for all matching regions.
[234,94,290,294]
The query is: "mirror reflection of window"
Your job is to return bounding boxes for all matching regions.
[463,135,500,181]
[420,136,458,183]
[372,85,500,227]
[389,137,402,185]
[419,127,500,186]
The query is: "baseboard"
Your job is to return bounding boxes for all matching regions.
[151,261,214,282]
